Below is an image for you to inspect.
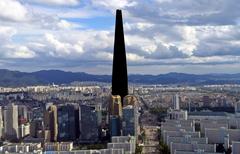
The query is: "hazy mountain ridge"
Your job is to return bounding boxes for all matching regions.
[1,69,240,86]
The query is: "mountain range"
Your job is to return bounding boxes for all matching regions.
[1,69,240,87]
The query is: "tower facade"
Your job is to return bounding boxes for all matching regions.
[57,104,79,141]
[123,95,138,107]
[122,105,138,137]
[79,105,99,143]
[109,95,122,116]
[112,9,128,102]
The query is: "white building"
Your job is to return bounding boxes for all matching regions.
[0,143,42,153]
[44,142,73,152]
[0,106,3,139]
[173,94,180,110]
[205,127,240,144]
[170,142,216,154]
[168,109,188,120]
[4,103,19,140]
[19,123,30,139]
[108,136,136,154]
[232,141,240,154]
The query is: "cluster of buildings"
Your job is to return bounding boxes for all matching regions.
[0,136,136,154]
[0,98,139,153]
[0,9,140,154]
[161,94,240,154]
[0,103,99,142]
[109,95,139,137]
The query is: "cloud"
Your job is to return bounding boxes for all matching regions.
[0,0,240,74]
[0,26,36,59]
[0,26,17,43]
[193,25,240,57]
[0,44,36,59]
[126,0,240,26]
[127,53,144,61]
[57,20,78,29]
[5,46,36,59]
[0,0,28,21]
[91,0,136,10]
[44,33,84,57]
[31,0,80,6]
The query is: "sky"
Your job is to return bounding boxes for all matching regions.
[0,0,240,75]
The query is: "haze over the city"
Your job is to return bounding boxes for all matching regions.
[0,0,240,74]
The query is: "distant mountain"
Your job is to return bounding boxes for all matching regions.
[1,69,240,86]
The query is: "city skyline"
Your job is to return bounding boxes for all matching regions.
[0,0,240,74]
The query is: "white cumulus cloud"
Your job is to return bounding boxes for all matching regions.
[0,0,28,21]
[32,0,80,6]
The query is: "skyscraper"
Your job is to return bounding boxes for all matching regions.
[57,104,79,141]
[123,95,138,107]
[112,9,128,103]
[173,94,180,110]
[0,106,3,139]
[109,115,121,136]
[18,105,28,125]
[79,105,99,143]
[44,105,58,142]
[122,105,138,137]
[4,103,19,141]
[109,95,122,116]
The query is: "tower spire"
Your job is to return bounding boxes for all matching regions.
[112,9,128,102]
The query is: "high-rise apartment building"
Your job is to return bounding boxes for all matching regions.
[4,103,19,141]
[173,94,180,110]
[0,106,3,139]
[235,101,240,116]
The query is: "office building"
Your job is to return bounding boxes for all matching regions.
[123,95,138,107]
[122,105,138,136]
[109,115,121,136]
[109,95,122,116]
[79,105,99,143]
[57,104,79,141]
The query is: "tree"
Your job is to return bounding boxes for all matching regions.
[135,144,143,154]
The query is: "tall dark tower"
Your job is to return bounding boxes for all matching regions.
[112,9,128,102]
